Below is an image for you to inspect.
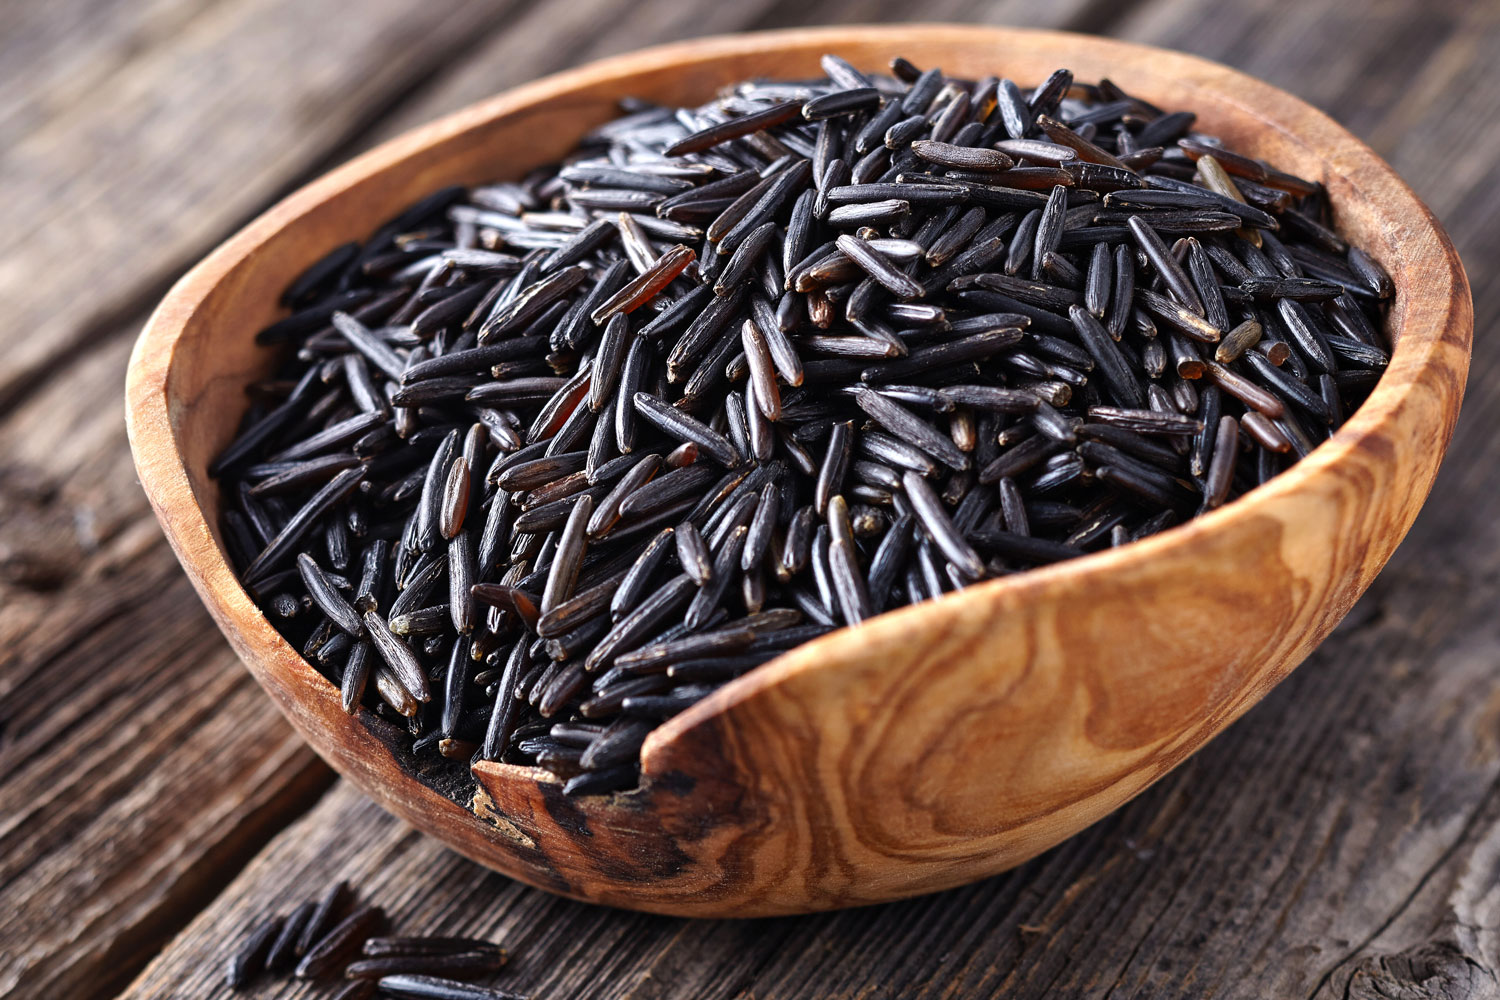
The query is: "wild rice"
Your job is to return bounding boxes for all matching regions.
[224,886,516,996]
[216,53,1390,796]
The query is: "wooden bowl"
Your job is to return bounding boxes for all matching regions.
[126,25,1471,917]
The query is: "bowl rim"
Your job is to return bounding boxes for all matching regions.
[125,23,1472,788]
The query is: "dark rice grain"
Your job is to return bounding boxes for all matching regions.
[226,914,283,990]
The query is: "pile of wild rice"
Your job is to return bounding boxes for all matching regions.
[214,54,1392,796]
[226,880,519,998]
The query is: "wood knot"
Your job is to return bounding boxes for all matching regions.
[1344,940,1498,1000]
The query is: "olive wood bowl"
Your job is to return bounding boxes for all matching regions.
[126,24,1471,917]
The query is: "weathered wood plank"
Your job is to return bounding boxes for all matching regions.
[115,0,1500,996]
[0,332,334,1000]
[6,0,1499,997]
[368,0,1119,145]
[0,0,530,414]
[0,0,229,142]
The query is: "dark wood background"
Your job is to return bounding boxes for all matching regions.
[3,0,1497,997]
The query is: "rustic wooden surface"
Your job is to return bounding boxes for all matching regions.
[1,0,1496,995]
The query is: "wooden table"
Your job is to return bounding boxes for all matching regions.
[2,1,1496,997]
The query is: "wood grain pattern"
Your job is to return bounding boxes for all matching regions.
[0,0,524,414]
[125,25,1471,917]
[361,0,1116,147]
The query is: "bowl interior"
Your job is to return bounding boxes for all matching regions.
[169,35,1410,551]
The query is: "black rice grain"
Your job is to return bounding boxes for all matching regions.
[346,951,508,981]
[226,914,282,989]
[376,975,528,1000]
[295,905,387,979]
[266,900,316,974]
